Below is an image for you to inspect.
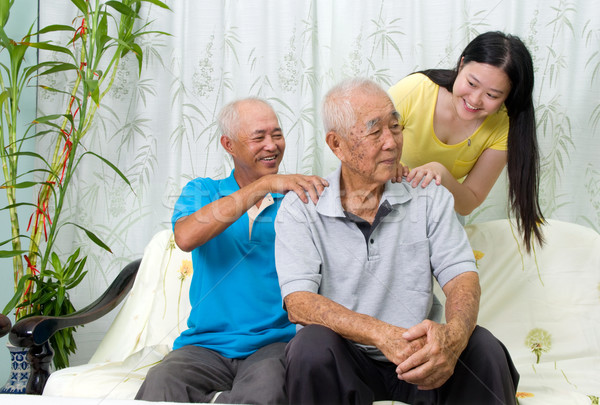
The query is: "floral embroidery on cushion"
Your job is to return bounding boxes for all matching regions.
[178,259,193,280]
[162,234,178,317]
[473,250,484,269]
[177,260,193,332]
[525,328,552,364]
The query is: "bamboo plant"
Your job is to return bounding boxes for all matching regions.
[0,0,169,369]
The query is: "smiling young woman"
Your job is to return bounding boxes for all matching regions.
[389,31,544,252]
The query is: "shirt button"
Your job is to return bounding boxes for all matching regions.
[370,239,374,244]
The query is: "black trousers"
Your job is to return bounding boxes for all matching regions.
[285,325,519,405]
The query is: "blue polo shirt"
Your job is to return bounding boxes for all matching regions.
[171,170,295,359]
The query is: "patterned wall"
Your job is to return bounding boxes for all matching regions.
[35,0,600,365]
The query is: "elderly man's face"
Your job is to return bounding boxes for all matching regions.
[339,91,402,185]
[229,101,285,181]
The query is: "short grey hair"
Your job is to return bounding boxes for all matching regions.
[218,97,275,139]
[321,77,391,137]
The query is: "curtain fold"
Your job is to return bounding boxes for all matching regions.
[36,0,600,365]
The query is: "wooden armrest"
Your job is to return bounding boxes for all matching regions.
[0,313,11,337]
[6,258,140,395]
[9,258,140,348]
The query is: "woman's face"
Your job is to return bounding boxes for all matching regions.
[452,60,511,121]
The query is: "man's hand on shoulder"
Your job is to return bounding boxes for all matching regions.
[395,320,469,390]
[259,174,329,204]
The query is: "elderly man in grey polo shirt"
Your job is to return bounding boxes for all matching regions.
[274,78,519,405]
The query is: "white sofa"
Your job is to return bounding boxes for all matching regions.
[40,219,600,404]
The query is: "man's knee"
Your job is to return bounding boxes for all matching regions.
[465,326,513,366]
[135,360,176,400]
[286,324,343,369]
[459,326,519,394]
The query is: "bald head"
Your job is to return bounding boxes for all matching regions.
[322,78,393,138]
[218,97,276,140]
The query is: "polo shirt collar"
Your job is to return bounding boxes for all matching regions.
[219,170,241,195]
[316,164,412,218]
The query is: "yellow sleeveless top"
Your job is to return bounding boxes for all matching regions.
[388,73,508,180]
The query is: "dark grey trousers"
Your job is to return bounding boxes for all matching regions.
[286,325,520,405]
[135,342,288,404]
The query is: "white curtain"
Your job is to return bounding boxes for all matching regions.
[37,0,600,366]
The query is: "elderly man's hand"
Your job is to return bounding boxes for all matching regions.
[375,323,427,366]
[262,174,329,204]
[395,320,468,390]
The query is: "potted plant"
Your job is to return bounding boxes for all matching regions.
[0,0,169,387]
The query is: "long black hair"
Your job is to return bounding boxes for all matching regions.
[419,31,544,252]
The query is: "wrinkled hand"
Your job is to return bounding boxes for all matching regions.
[405,162,445,188]
[395,320,466,390]
[264,174,329,204]
[376,324,427,366]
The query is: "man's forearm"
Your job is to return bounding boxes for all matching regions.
[174,177,271,251]
[442,271,480,351]
[284,291,419,364]
[174,173,327,252]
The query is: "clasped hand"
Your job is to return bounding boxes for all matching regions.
[381,320,464,391]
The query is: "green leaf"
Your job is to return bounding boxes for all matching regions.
[2,276,33,315]
[23,60,64,81]
[50,252,62,275]
[70,0,88,15]
[139,0,170,10]
[131,42,143,74]
[34,24,76,36]
[33,114,66,124]
[11,151,51,169]
[65,259,87,286]
[83,151,132,189]
[106,1,137,17]
[56,286,65,311]
[10,42,30,74]
[0,0,10,28]
[26,42,74,59]
[34,85,75,100]
[66,269,87,290]
[0,249,27,258]
[0,202,39,212]
[0,28,9,48]
[95,13,109,54]
[38,62,78,76]
[0,88,8,106]
[64,222,112,253]
[84,78,99,105]
[5,181,38,189]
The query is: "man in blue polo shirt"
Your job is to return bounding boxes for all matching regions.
[136,97,327,404]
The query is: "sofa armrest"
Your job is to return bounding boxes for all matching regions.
[7,258,141,394]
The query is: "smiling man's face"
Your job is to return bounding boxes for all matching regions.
[226,100,286,185]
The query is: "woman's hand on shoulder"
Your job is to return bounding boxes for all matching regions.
[405,162,445,188]
[392,162,411,183]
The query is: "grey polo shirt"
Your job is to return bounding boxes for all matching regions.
[275,165,477,361]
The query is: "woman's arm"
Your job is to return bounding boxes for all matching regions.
[405,148,507,215]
